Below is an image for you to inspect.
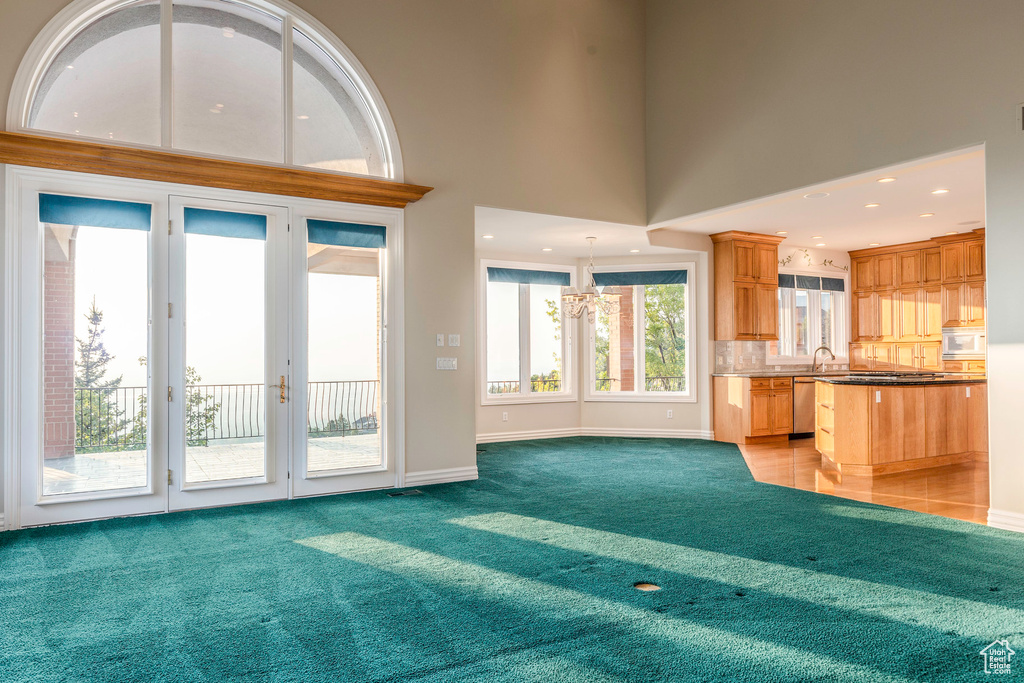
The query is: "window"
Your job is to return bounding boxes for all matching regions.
[482,263,574,402]
[588,266,692,399]
[18,0,397,178]
[772,274,848,361]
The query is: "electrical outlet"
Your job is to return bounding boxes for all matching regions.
[448,334,460,347]
[436,334,445,347]
[666,409,673,419]
[502,411,508,422]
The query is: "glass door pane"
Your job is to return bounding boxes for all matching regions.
[306,242,382,473]
[184,224,266,483]
[42,220,150,495]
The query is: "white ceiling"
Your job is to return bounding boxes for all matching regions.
[654,146,985,252]
[476,146,985,257]
[474,207,678,258]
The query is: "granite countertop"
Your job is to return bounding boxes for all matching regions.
[712,370,851,378]
[814,374,987,386]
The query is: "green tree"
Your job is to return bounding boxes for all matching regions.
[74,300,127,452]
[644,284,686,391]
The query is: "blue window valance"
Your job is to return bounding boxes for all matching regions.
[308,219,386,248]
[184,207,267,240]
[486,267,570,286]
[39,193,152,231]
[778,273,846,292]
[592,270,687,286]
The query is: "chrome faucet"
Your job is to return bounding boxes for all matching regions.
[812,345,836,373]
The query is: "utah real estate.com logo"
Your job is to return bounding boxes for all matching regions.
[980,639,1015,675]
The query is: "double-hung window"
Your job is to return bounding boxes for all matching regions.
[772,274,848,361]
[481,262,575,402]
[587,265,693,400]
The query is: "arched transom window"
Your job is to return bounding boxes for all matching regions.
[10,0,400,179]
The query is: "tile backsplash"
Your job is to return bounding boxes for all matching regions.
[715,341,848,373]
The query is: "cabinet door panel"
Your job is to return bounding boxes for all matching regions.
[918,342,942,371]
[875,253,897,290]
[853,291,877,340]
[941,283,963,327]
[755,284,778,340]
[877,290,896,340]
[922,287,942,338]
[852,257,874,291]
[895,343,917,370]
[964,281,985,325]
[964,239,985,281]
[896,251,921,287]
[748,390,772,436]
[941,243,964,282]
[922,248,942,285]
[849,343,872,371]
[873,343,894,371]
[896,289,919,341]
[754,243,778,283]
[733,242,755,281]
[770,390,793,435]
[733,283,757,339]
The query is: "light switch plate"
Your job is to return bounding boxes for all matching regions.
[436,334,445,347]
[448,334,460,347]
[436,357,457,370]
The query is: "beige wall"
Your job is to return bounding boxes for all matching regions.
[647,0,1024,521]
[0,0,647,511]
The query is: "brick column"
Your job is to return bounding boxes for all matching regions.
[618,287,635,391]
[43,229,76,459]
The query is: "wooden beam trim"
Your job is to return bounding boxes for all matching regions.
[0,131,432,209]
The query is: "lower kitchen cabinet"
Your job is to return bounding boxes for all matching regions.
[713,376,793,444]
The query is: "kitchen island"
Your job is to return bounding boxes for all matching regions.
[814,374,987,476]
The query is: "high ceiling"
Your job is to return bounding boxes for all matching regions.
[654,147,985,252]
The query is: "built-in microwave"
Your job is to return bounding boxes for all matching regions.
[941,327,986,360]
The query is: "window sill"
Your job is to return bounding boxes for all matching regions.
[481,393,578,407]
[583,393,695,404]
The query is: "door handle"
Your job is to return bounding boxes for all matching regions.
[279,375,286,404]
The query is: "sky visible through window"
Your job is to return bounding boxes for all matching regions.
[72,228,378,389]
[486,282,562,384]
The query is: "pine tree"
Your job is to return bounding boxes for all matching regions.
[74,299,127,452]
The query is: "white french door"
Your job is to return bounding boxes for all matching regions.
[11,169,402,529]
[167,196,289,510]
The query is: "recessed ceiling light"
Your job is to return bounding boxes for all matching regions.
[66,65,74,70]
[816,243,827,247]
[869,243,880,246]
[481,235,494,239]
[877,177,897,183]
[629,249,641,253]
[931,189,950,195]
[946,231,958,235]
[209,108,222,114]
[811,235,823,239]
[108,132,114,138]
[74,130,79,134]
[919,213,935,218]
[215,104,224,109]
[775,231,788,235]
[864,203,880,208]
[73,112,79,118]
[222,27,235,37]
[803,192,830,199]
[296,115,310,120]
[541,247,553,252]
[958,220,981,225]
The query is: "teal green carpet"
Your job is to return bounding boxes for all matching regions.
[2,437,1023,681]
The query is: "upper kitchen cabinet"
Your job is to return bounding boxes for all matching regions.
[922,248,942,285]
[933,229,986,327]
[852,252,899,290]
[711,231,786,340]
[965,239,985,281]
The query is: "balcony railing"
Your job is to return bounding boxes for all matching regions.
[594,376,687,392]
[72,380,379,451]
[486,379,562,394]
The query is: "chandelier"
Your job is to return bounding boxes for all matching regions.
[561,237,621,323]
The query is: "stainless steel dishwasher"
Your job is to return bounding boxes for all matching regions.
[793,377,817,434]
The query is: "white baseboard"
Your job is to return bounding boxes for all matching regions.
[403,466,479,487]
[476,427,715,444]
[988,508,1024,534]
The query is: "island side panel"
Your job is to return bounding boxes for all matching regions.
[834,384,871,468]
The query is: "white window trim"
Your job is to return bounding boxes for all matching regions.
[584,261,696,404]
[5,0,404,181]
[478,259,577,406]
[768,268,850,365]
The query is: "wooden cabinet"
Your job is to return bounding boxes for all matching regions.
[941,242,965,282]
[852,257,874,291]
[922,287,942,337]
[922,248,942,285]
[894,341,942,371]
[919,342,943,371]
[875,253,897,290]
[852,291,876,341]
[965,239,985,281]
[849,342,894,371]
[942,281,985,327]
[944,359,986,373]
[713,376,794,444]
[712,231,785,341]
[896,251,921,287]
[816,380,987,476]
[852,254,897,290]
[896,289,919,341]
